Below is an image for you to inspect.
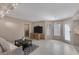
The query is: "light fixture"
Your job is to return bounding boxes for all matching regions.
[0,3,18,18]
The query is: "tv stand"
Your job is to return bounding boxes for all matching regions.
[30,33,45,40]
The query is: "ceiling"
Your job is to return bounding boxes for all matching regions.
[8,3,79,21]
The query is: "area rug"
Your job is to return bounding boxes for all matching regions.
[23,44,39,55]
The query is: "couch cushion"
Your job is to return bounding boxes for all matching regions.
[0,37,18,55]
[0,46,2,53]
[0,37,10,52]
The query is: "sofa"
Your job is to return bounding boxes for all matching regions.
[0,37,24,55]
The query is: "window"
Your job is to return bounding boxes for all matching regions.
[54,23,61,36]
[64,24,70,41]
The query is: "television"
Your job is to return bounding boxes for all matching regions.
[34,26,43,33]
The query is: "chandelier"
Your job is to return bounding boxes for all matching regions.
[0,3,18,18]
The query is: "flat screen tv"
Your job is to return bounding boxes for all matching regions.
[34,26,43,33]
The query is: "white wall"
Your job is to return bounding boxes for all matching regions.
[71,20,79,46]
[0,16,31,43]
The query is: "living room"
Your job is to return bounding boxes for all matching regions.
[0,3,79,55]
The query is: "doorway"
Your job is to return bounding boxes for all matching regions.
[24,24,30,38]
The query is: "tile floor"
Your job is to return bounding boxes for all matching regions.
[30,40,79,55]
[6,40,79,55]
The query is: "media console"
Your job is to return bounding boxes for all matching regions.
[30,33,45,40]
